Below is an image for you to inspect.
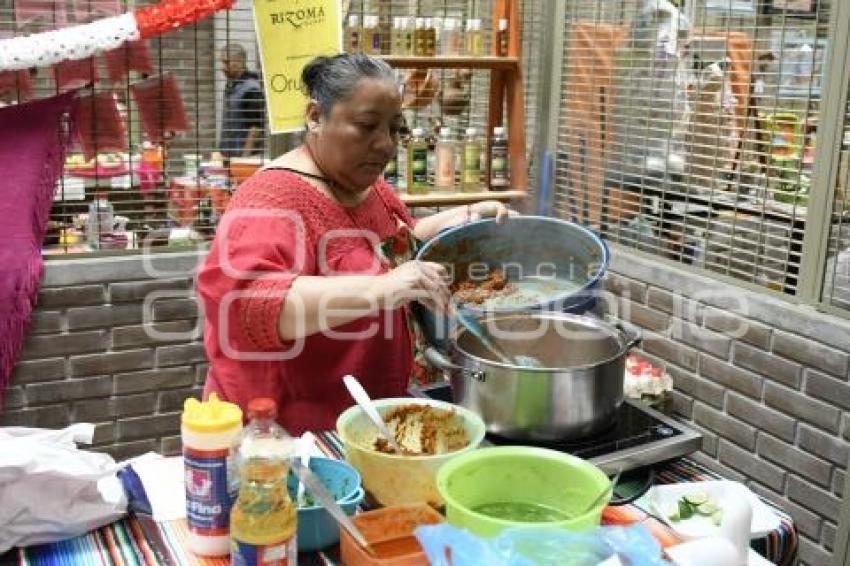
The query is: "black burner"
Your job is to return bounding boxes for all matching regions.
[486,402,682,460]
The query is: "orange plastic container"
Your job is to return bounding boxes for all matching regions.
[339,504,444,566]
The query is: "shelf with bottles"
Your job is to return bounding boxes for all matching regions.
[377,55,519,70]
[400,189,526,207]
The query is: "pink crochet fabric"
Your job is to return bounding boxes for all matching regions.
[0,92,77,404]
[197,170,416,434]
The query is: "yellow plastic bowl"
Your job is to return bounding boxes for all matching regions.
[336,397,486,508]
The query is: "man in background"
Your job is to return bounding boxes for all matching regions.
[217,43,265,159]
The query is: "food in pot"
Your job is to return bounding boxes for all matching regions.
[371,404,469,455]
[451,269,516,305]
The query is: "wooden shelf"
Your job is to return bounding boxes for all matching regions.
[378,55,519,70]
[401,190,526,207]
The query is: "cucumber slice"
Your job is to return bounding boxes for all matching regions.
[697,502,720,516]
[683,492,709,506]
[668,508,681,521]
[678,499,694,520]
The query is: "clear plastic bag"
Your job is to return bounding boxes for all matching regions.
[415,523,673,566]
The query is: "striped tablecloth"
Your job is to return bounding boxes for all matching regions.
[7,432,797,566]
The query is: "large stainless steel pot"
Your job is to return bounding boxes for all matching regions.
[425,312,640,441]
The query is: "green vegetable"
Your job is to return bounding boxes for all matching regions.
[678,499,694,520]
[669,492,723,525]
[683,492,709,506]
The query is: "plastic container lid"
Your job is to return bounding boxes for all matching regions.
[182,392,243,433]
[248,397,278,420]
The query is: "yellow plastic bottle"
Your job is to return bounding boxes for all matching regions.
[230,398,297,566]
[182,393,243,557]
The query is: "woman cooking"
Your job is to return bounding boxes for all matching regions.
[198,53,509,435]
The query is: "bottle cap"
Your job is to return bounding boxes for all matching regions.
[440,127,451,137]
[473,19,482,30]
[349,14,359,26]
[499,18,508,31]
[248,397,278,420]
[416,17,425,27]
[493,126,505,136]
[466,127,477,136]
[412,127,424,136]
[182,392,243,433]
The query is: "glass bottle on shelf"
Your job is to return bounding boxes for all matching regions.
[383,150,398,186]
[401,17,414,55]
[363,16,381,55]
[460,127,482,192]
[424,18,436,56]
[434,127,456,192]
[489,126,510,190]
[345,14,361,53]
[496,18,509,56]
[407,127,429,194]
[414,17,427,56]
[465,19,482,56]
[396,132,409,192]
[441,17,461,56]
[391,17,403,55]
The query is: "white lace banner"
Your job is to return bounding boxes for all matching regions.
[0,13,139,72]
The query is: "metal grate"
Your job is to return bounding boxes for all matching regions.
[0,0,543,256]
[553,0,830,296]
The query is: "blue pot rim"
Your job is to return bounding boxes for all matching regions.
[415,216,610,313]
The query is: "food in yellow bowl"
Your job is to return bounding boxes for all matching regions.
[337,398,485,508]
[372,404,469,456]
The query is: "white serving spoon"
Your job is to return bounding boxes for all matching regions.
[342,374,403,454]
[296,431,315,507]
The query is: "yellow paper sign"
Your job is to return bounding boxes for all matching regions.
[253,0,342,133]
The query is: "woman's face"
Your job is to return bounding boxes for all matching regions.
[309,78,402,193]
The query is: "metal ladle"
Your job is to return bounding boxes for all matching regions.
[342,374,403,454]
[455,308,543,368]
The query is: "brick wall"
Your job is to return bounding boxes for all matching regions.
[2,247,848,564]
[0,252,206,461]
[606,249,850,566]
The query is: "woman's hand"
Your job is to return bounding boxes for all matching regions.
[469,200,512,223]
[374,260,451,313]
[412,200,514,241]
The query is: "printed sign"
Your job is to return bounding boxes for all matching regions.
[253,0,342,133]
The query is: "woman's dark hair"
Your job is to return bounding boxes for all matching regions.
[301,53,397,115]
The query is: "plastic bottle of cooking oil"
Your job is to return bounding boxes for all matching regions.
[230,398,297,566]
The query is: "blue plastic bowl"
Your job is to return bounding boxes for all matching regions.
[286,457,364,552]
